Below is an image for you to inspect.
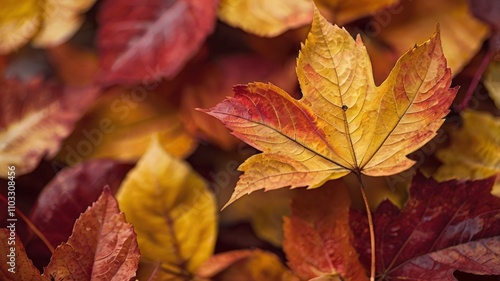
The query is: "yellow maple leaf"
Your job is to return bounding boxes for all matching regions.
[116,136,217,280]
[434,110,500,187]
[202,8,457,207]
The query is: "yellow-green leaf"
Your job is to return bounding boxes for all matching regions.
[116,136,217,280]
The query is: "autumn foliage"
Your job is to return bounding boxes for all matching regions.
[0,0,499,280]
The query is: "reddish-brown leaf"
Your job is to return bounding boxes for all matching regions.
[182,54,297,150]
[0,78,99,177]
[44,188,140,280]
[97,0,218,85]
[0,229,48,281]
[351,173,500,280]
[283,181,368,281]
[26,160,132,268]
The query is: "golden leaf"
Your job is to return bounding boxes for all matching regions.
[117,136,217,280]
[202,7,457,207]
[434,110,500,187]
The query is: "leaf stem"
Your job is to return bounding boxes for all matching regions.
[355,172,375,281]
[456,46,492,111]
[0,195,55,253]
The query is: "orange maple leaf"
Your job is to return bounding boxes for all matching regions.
[201,8,457,208]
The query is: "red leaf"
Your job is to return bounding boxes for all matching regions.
[283,181,368,281]
[44,188,140,280]
[97,0,218,85]
[0,229,47,281]
[0,79,99,177]
[351,174,500,280]
[26,160,132,268]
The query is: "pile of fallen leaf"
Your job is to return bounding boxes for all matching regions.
[0,0,499,280]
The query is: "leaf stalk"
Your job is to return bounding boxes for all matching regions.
[355,172,375,281]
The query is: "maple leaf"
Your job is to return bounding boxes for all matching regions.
[0,229,47,281]
[97,0,218,85]
[0,79,98,178]
[44,187,140,280]
[0,0,96,53]
[434,110,499,183]
[116,136,217,280]
[26,160,132,267]
[217,0,313,37]
[202,8,457,207]
[283,181,368,281]
[350,173,500,280]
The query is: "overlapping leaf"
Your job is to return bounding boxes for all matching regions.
[351,174,500,279]
[57,86,196,165]
[203,8,457,207]
[433,110,500,196]
[181,54,297,150]
[117,136,217,280]
[316,0,399,25]
[97,0,218,85]
[218,0,313,37]
[0,79,98,177]
[44,188,140,280]
[0,229,47,281]
[283,182,368,281]
[370,0,488,78]
[0,0,96,53]
[26,160,132,266]
[1,189,140,281]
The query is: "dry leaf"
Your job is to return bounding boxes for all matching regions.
[199,249,295,281]
[283,182,368,281]
[0,0,95,53]
[31,0,96,47]
[218,0,313,37]
[181,54,297,150]
[351,174,500,279]
[117,136,217,280]
[434,110,500,184]
[483,60,500,108]
[0,229,48,281]
[27,160,132,265]
[44,188,140,280]
[98,0,218,85]
[0,79,98,177]
[57,86,196,165]
[316,0,399,25]
[371,0,488,77]
[202,7,457,207]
